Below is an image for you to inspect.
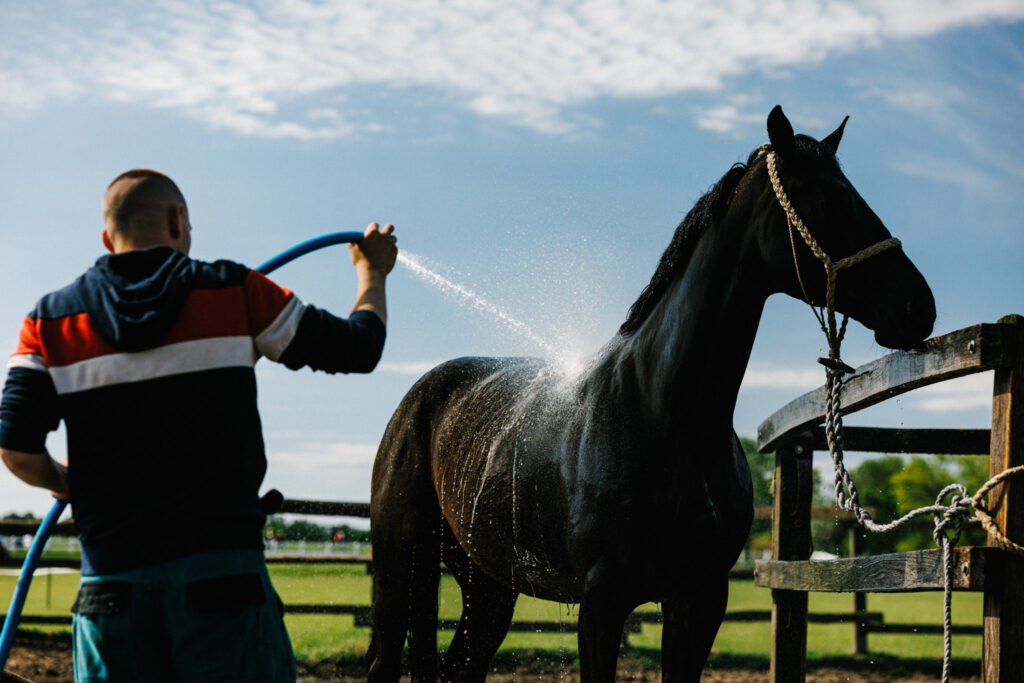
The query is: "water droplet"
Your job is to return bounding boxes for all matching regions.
[399,251,555,354]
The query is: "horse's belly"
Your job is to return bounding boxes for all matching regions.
[468,530,583,603]
[438,458,582,602]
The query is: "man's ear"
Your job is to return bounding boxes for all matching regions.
[167,204,184,240]
[102,229,116,254]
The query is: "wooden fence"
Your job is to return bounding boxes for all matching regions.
[0,502,949,645]
[755,314,1024,682]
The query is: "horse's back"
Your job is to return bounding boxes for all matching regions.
[370,356,544,517]
[371,355,583,595]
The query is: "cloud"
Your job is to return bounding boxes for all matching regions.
[694,96,766,135]
[853,71,1024,196]
[891,156,998,195]
[913,372,992,413]
[268,441,378,471]
[2,1,1022,138]
[741,363,823,391]
[376,360,442,375]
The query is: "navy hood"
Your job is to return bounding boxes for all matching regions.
[80,246,195,353]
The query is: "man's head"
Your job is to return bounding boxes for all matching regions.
[101,169,191,255]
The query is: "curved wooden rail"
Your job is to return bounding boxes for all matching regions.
[757,319,1018,453]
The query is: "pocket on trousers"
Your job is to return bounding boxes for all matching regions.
[186,572,266,615]
[71,581,131,616]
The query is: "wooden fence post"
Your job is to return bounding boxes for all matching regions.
[848,525,867,656]
[770,435,814,683]
[984,315,1024,682]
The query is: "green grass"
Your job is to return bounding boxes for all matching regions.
[268,564,982,665]
[2,563,983,669]
[0,567,80,636]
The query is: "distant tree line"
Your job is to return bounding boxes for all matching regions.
[814,453,988,555]
[0,512,41,521]
[263,516,370,543]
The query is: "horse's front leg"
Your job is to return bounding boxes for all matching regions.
[660,570,729,682]
[577,570,633,683]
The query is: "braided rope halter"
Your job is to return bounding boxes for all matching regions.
[759,144,970,682]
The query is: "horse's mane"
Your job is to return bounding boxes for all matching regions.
[619,150,761,336]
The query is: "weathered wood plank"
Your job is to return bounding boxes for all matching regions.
[983,314,1024,682]
[264,554,372,566]
[0,498,372,536]
[0,520,77,536]
[805,426,991,455]
[869,623,983,635]
[631,610,883,625]
[850,527,869,655]
[352,610,646,633]
[278,499,370,517]
[754,546,996,593]
[284,604,368,615]
[758,322,1012,453]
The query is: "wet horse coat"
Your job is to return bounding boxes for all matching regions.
[368,106,936,682]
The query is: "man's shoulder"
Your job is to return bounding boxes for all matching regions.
[31,274,90,320]
[188,257,253,288]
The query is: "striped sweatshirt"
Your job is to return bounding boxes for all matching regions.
[0,245,385,575]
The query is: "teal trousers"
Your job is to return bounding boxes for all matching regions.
[72,549,295,682]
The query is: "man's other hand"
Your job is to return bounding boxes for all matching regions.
[350,222,397,275]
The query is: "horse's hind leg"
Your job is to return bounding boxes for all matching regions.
[368,414,444,681]
[366,548,410,682]
[406,521,442,681]
[440,553,517,682]
[368,509,442,682]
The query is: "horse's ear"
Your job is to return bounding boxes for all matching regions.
[822,115,850,156]
[767,105,796,158]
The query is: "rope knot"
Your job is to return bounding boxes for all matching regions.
[932,484,974,549]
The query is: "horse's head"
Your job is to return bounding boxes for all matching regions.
[753,105,935,350]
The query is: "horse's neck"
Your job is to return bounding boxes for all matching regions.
[608,206,771,430]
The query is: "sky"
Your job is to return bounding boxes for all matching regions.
[1,0,1022,520]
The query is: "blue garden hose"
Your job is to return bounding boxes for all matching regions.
[0,498,68,670]
[255,231,363,274]
[0,231,363,672]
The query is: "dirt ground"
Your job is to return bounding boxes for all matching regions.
[3,639,982,682]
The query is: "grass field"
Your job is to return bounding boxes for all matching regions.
[1,560,983,667]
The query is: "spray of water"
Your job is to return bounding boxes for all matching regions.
[398,251,558,357]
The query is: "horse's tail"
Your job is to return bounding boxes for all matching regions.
[367,369,447,681]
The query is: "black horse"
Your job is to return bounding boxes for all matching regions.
[367,106,935,682]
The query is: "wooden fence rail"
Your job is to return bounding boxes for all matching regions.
[2,502,972,643]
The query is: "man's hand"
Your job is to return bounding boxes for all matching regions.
[349,222,397,326]
[349,222,397,275]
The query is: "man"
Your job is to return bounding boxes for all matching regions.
[0,169,397,682]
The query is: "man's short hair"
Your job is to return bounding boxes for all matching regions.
[103,169,186,243]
